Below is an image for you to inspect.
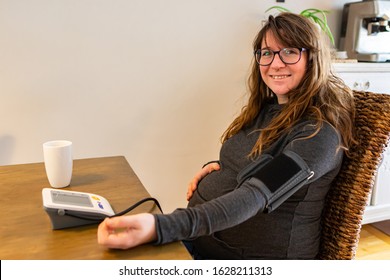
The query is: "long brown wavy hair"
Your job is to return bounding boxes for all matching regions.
[221,12,355,158]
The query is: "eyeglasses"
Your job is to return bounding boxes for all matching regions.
[254,47,306,66]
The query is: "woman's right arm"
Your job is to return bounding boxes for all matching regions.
[186,161,220,201]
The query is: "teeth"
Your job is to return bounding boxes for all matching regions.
[272,75,289,79]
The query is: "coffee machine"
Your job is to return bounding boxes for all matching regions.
[339,0,390,62]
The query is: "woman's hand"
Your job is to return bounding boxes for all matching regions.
[97,213,157,250]
[186,162,220,201]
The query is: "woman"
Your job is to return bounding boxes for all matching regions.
[97,13,355,259]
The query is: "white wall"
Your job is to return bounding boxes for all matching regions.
[0,0,352,212]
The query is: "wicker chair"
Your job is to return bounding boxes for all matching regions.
[317,90,390,259]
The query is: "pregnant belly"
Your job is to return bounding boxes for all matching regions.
[188,168,238,207]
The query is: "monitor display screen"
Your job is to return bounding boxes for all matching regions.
[51,190,93,207]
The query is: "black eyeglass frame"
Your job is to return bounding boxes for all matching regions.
[254,47,307,66]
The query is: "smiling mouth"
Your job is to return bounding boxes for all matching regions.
[270,75,291,79]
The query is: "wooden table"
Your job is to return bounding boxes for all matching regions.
[0,156,192,260]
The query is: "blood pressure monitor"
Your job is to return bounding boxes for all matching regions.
[42,188,115,229]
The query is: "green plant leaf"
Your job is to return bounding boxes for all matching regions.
[265,6,291,13]
[305,14,334,45]
[264,7,335,46]
[301,9,330,24]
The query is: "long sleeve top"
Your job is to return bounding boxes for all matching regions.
[154,100,343,259]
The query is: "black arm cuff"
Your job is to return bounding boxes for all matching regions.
[237,150,314,213]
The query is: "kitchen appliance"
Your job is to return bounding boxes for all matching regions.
[339,0,390,62]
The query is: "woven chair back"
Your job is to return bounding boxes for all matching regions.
[318,90,390,259]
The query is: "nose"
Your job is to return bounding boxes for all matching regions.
[270,53,285,68]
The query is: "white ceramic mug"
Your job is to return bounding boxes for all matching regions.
[43,140,73,188]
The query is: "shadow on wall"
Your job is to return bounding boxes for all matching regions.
[0,135,15,165]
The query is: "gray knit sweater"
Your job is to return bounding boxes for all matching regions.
[154,100,343,259]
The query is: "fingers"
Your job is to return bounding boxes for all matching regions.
[97,218,118,247]
[208,162,221,172]
[186,162,220,201]
[97,217,126,246]
[98,226,133,249]
[97,214,157,250]
[187,174,203,201]
[186,181,196,201]
[104,216,133,228]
